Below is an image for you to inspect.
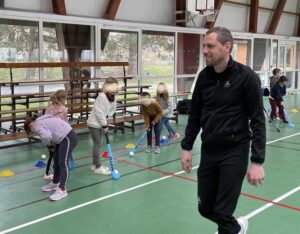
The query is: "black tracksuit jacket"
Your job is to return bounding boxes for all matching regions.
[181,57,266,164]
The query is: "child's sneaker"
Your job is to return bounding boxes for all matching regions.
[237,216,248,234]
[145,145,152,153]
[49,188,68,201]
[94,165,111,175]
[43,174,54,180]
[154,146,160,154]
[41,182,59,192]
[171,133,180,140]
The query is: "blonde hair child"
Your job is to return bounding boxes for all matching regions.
[156,82,180,141]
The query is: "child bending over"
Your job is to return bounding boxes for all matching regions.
[24,115,77,201]
[140,92,162,154]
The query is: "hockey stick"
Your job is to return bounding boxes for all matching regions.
[283,108,295,128]
[104,132,121,180]
[128,131,147,156]
[263,106,280,132]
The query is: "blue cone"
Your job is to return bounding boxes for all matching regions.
[34,160,46,168]
[160,138,170,144]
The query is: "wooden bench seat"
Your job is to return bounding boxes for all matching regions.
[0,114,144,144]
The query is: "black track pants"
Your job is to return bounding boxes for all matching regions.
[53,130,78,190]
[197,143,249,234]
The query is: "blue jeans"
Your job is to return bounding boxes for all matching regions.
[147,122,160,146]
[159,117,176,136]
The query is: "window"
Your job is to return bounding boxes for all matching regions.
[0,19,38,82]
[100,29,138,78]
[142,31,175,95]
[232,39,251,66]
[42,22,95,91]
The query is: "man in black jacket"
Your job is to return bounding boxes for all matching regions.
[181,27,265,234]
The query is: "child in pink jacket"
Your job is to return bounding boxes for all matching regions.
[44,90,71,179]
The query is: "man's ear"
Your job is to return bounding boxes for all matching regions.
[224,41,232,53]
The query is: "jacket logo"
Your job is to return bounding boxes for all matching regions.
[224,81,231,88]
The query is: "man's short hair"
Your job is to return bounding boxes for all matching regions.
[206,27,234,52]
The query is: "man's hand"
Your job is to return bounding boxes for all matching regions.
[181,150,193,174]
[247,163,265,187]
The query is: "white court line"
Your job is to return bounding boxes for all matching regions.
[244,131,300,219]
[0,166,198,234]
[212,132,300,234]
[266,132,300,145]
[2,132,300,234]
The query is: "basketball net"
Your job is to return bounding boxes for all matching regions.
[199,9,219,22]
[185,9,218,27]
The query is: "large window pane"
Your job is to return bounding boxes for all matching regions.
[272,40,278,68]
[43,23,94,85]
[286,44,295,71]
[100,29,138,78]
[177,33,200,75]
[285,71,294,89]
[142,31,175,95]
[232,39,251,66]
[253,39,270,71]
[0,19,38,83]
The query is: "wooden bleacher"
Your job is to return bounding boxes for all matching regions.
[0,61,151,148]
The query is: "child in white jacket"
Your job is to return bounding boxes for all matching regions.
[87,77,119,175]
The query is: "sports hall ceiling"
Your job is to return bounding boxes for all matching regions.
[0,0,299,36]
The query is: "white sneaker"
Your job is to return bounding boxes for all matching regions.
[94,165,111,175]
[154,146,160,154]
[41,182,59,192]
[43,174,54,180]
[49,189,68,201]
[145,145,152,153]
[237,217,248,234]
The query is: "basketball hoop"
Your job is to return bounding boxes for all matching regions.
[202,10,219,22]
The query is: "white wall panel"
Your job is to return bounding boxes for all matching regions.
[256,9,273,34]
[116,0,175,25]
[215,4,249,32]
[5,0,52,12]
[276,13,297,36]
[259,0,277,9]
[65,0,107,17]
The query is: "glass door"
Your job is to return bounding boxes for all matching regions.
[272,40,296,90]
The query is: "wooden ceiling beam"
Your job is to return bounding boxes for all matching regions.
[51,0,66,15]
[249,0,259,33]
[266,0,287,34]
[176,0,186,27]
[103,0,121,20]
[204,0,223,29]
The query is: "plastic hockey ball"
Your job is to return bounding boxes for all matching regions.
[112,169,120,180]
[162,136,167,140]
[41,154,47,160]
[129,151,135,157]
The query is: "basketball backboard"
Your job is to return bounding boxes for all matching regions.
[186,0,215,14]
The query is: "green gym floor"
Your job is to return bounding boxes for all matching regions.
[1,94,300,234]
